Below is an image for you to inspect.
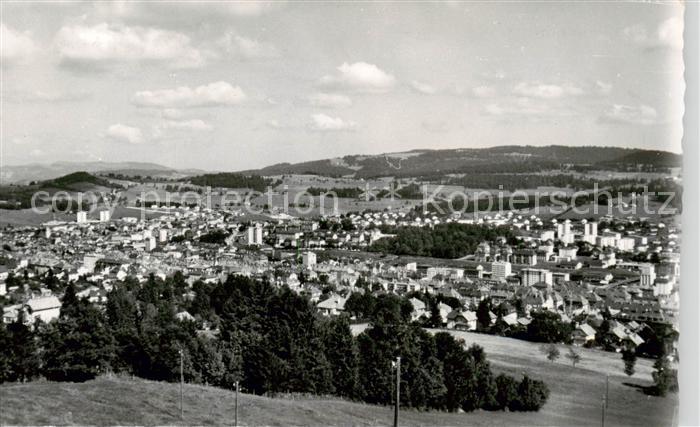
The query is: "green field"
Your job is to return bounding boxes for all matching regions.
[1,330,677,426]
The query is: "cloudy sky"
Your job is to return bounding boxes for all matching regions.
[0,1,685,171]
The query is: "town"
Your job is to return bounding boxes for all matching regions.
[1,191,680,360]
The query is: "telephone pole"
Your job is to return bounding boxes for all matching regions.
[605,374,609,408]
[393,356,401,427]
[234,381,239,427]
[601,394,606,427]
[179,348,184,420]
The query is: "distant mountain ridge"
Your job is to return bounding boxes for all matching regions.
[0,161,206,184]
[237,145,682,178]
[2,146,681,184]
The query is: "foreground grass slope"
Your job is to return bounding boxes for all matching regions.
[443,330,677,427]
[1,330,677,427]
[0,369,675,427]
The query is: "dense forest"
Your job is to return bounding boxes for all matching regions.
[0,274,551,413]
[369,223,514,258]
[442,174,648,192]
[190,173,277,192]
[306,187,364,198]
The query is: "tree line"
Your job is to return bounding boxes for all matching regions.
[189,173,278,192]
[0,273,550,413]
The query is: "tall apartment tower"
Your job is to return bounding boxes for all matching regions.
[521,268,553,287]
[491,261,512,282]
[76,211,88,224]
[247,223,263,245]
[639,263,656,287]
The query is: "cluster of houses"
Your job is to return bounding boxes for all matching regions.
[0,203,681,356]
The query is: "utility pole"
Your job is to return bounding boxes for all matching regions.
[601,394,606,427]
[605,374,609,408]
[179,348,184,420]
[234,381,239,427]
[393,356,401,427]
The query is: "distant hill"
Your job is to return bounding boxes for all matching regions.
[238,146,682,178]
[0,161,205,184]
[2,146,681,184]
[596,150,682,168]
[0,171,119,210]
[48,171,112,189]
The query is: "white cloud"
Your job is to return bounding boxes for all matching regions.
[319,62,396,93]
[410,80,436,95]
[472,85,496,98]
[596,81,613,96]
[601,104,658,125]
[309,114,356,131]
[106,124,144,144]
[55,23,205,69]
[623,17,683,50]
[217,33,279,59]
[513,82,584,98]
[308,93,352,108]
[1,24,37,65]
[657,17,684,50]
[132,82,246,108]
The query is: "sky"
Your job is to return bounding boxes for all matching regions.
[0,1,685,171]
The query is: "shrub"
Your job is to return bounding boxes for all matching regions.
[511,376,550,411]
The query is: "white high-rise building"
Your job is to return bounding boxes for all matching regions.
[491,261,512,282]
[521,268,553,287]
[640,263,656,287]
[246,223,263,245]
[597,234,617,248]
[99,210,111,222]
[302,251,317,268]
[556,219,572,237]
[159,229,168,243]
[146,237,157,252]
[76,211,87,224]
[555,219,574,244]
[616,237,635,252]
[584,221,598,237]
